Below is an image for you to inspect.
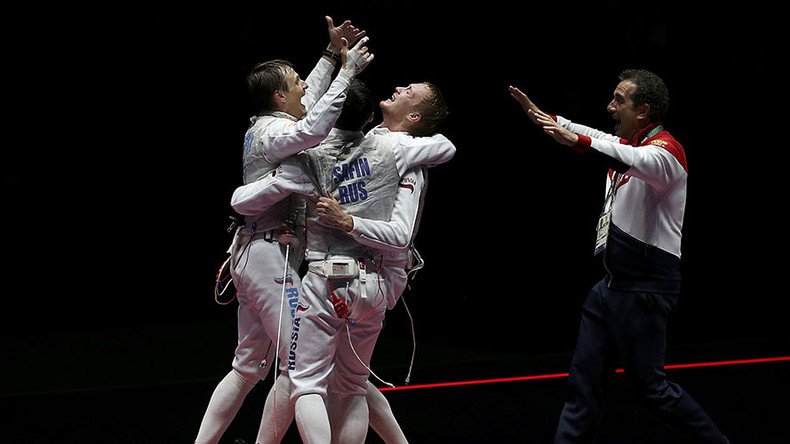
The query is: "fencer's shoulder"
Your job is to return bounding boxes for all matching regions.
[319,128,364,147]
[367,126,392,136]
[249,113,297,135]
[367,127,415,139]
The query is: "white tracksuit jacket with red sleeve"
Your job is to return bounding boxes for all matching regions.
[558,116,689,294]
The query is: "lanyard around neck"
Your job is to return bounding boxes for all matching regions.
[638,124,664,145]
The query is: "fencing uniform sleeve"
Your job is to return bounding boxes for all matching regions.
[301,58,335,110]
[348,169,424,252]
[389,132,456,175]
[262,76,351,163]
[231,158,317,215]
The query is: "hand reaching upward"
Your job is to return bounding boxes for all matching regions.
[509,85,543,125]
[326,16,366,53]
[339,36,374,76]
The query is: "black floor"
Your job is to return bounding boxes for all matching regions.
[2,320,788,443]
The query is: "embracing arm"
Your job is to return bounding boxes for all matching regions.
[231,158,316,215]
[316,168,425,252]
[390,132,456,175]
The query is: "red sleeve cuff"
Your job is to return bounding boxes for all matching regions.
[572,134,592,153]
[547,113,557,121]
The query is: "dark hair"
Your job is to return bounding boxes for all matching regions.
[247,59,294,114]
[335,79,375,132]
[618,69,669,123]
[411,82,448,137]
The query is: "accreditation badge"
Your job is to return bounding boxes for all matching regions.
[594,211,611,256]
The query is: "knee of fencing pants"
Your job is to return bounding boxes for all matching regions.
[232,304,276,381]
[232,341,276,381]
[290,374,330,401]
[327,358,370,398]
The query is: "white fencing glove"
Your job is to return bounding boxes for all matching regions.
[339,36,374,79]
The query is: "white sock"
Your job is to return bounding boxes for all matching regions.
[328,394,369,444]
[256,373,294,444]
[366,381,408,444]
[294,393,331,444]
[195,369,256,444]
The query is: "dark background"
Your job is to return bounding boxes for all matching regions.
[2,0,786,393]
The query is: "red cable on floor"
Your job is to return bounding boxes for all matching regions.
[379,356,790,392]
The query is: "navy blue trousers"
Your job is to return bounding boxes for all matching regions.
[554,279,727,443]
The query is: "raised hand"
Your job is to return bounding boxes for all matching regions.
[340,36,374,76]
[509,85,542,125]
[348,35,373,72]
[534,110,578,146]
[326,16,366,53]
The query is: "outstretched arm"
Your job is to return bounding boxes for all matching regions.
[509,85,545,126]
[535,112,684,191]
[510,85,623,142]
[534,111,578,146]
